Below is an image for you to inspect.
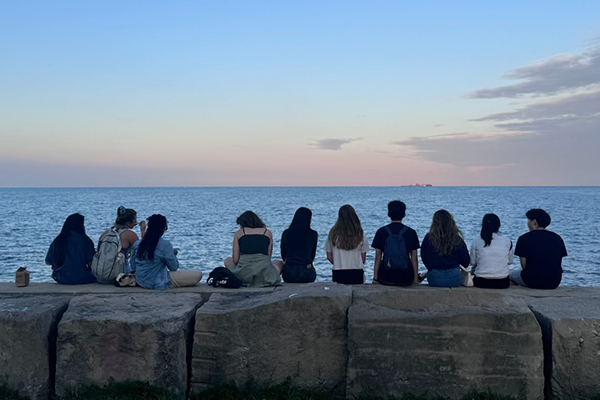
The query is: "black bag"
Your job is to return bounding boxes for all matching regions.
[207,267,244,288]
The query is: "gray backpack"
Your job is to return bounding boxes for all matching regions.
[91,226,124,283]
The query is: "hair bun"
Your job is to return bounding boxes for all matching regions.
[117,206,127,216]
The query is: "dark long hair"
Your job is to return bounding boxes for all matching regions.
[136,214,167,261]
[480,213,501,247]
[329,205,364,250]
[236,211,266,228]
[428,210,464,256]
[287,207,313,242]
[53,213,91,265]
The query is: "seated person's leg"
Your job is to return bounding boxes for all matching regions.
[170,270,203,288]
[509,269,527,287]
[272,259,284,274]
[224,257,235,269]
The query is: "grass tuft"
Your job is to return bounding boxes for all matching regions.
[54,380,179,400]
[0,385,30,400]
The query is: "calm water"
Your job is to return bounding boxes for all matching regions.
[1,187,599,286]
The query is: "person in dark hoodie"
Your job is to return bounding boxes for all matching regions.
[45,213,96,284]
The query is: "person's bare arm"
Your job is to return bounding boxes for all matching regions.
[121,230,139,249]
[520,257,527,269]
[232,232,241,265]
[139,220,146,239]
[327,252,334,264]
[267,230,273,258]
[410,249,418,284]
[373,249,382,283]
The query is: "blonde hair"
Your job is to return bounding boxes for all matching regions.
[328,205,364,250]
[428,209,464,256]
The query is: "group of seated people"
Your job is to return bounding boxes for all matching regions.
[45,201,567,290]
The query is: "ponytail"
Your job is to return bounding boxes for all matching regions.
[480,213,501,247]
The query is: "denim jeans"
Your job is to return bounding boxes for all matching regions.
[427,268,461,287]
[509,269,527,287]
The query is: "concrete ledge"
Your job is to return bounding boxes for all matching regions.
[191,283,352,395]
[0,295,70,400]
[347,286,544,400]
[55,294,205,399]
[528,297,600,400]
[1,283,600,399]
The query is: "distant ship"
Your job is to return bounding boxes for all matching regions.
[401,184,433,187]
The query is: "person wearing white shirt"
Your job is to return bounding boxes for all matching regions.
[469,213,513,289]
[325,204,369,284]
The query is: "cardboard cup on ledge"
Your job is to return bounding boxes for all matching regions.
[15,267,30,287]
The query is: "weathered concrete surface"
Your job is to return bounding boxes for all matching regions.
[528,297,600,400]
[191,283,352,395]
[0,295,70,400]
[347,286,544,400]
[55,293,204,399]
[0,282,277,295]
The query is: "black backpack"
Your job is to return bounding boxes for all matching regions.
[382,226,410,270]
[207,267,244,288]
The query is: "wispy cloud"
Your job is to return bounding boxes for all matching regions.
[395,42,600,183]
[311,138,361,150]
[467,44,600,98]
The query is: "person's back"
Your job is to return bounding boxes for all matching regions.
[515,229,566,289]
[511,208,567,290]
[130,237,179,289]
[326,205,369,284]
[46,214,96,285]
[281,228,318,283]
[372,201,420,286]
[224,211,282,287]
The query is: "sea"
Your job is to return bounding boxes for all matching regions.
[1,187,599,286]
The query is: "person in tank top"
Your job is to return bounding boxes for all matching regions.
[98,206,146,269]
[224,211,282,287]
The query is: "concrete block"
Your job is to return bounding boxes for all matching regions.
[347,286,544,399]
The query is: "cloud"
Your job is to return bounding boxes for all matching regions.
[311,137,361,150]
[468,45,600,98]
[472,90,600,122]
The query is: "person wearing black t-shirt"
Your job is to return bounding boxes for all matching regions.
[510,208,567,289]
[371,201,420,286]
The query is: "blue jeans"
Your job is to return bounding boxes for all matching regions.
[427,268,461,287]
[509,269,527,287]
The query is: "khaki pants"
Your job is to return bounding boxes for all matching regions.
[170,270,203,288]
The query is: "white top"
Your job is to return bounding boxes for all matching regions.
[469,233,514,279]
[325,233,369,270]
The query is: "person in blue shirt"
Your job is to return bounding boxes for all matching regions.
[45,213,96,285]
[129,214,202,289]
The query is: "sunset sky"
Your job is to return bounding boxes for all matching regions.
[1,1,599,186]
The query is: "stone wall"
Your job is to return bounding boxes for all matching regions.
[1,284,599,399]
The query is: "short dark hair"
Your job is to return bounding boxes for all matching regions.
[388,201,406,221]
[526,208,551,228]
[236,211,266,228]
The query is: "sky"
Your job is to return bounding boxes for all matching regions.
[1,1,599,187]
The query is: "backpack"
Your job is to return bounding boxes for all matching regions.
[382,226,410,270]
[91,226,125,283]
[207,267,244,288]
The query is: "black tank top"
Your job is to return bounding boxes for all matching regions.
[238,228,270,256]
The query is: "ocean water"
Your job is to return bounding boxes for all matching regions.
[1,187,599,286]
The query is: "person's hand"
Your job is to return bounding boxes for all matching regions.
[173,248,178,256]
[139,221,146,230]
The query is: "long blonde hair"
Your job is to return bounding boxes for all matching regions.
[328,205,364,250]
[428,209,464,256]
